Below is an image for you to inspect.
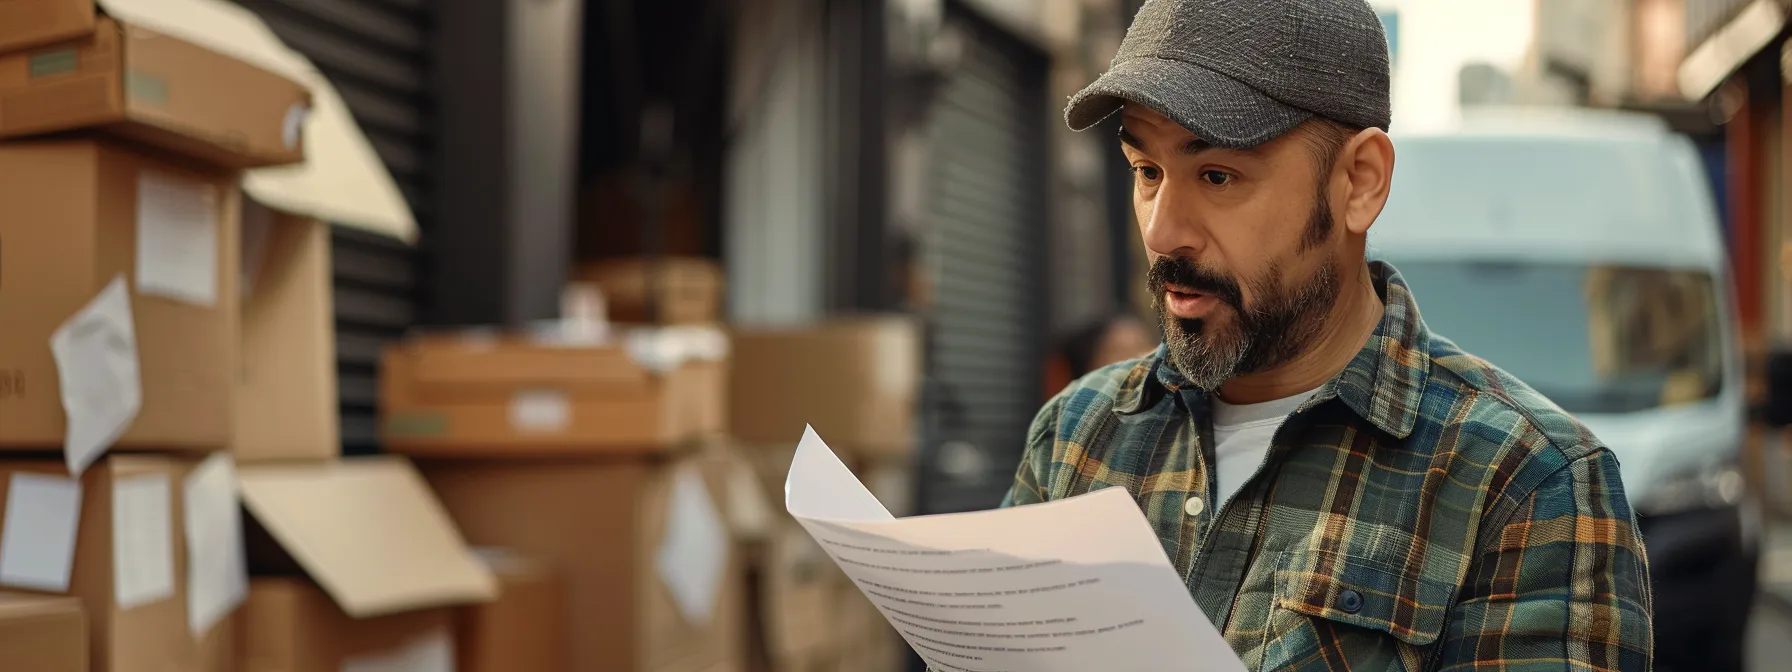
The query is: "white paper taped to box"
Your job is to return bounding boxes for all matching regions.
[113,473,176,610]
[51,276,142,477]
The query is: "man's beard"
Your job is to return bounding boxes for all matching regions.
[1149,206,1342,391]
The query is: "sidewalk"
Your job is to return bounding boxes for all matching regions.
[1763,520,1792,613]
[1758,427,1792,612]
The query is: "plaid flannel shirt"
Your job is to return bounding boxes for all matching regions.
[1002,260,1653,671]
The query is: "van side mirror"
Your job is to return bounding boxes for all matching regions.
[1763,349,1792,427]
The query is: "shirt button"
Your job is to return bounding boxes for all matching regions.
[1337,589,1364,614]
[1183,497,1205,517]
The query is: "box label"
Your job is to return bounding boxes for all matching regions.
[386,412,448,437]
[27,49,78,78]
[509,389,570,434]
[0,474,82,593]
[136,170,220,307]
[113,474,176,609]
[124,70,169,107]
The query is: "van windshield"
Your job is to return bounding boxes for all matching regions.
[1391,260,1725,414]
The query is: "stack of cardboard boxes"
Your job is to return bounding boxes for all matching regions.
[381,256,746,672]
[729,317,920,672]
[549,257,922,672]
[0,1,522,670]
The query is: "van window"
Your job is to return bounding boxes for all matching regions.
[1393,260,1724,414]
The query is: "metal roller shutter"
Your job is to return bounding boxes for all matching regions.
[233,0,433,454]
[918,6,1050,514]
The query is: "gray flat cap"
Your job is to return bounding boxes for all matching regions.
[1068,0,1392,148]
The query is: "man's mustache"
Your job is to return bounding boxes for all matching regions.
[1148,257,1243,311]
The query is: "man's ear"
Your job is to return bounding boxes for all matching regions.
[1338,128,1394,236]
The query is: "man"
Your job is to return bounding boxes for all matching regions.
[1001,0,1654,670]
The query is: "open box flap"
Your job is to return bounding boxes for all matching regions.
[400,325,729,391]
[408,341,650,391]
[96,0,418,243]
[237,456,496,618]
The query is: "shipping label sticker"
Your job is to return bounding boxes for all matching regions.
[509,389,570,434]
[28,49,77,78]
[124,70,169,107]
[385,412,449,438]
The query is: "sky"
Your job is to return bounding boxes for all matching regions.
[1373,0,1538,131]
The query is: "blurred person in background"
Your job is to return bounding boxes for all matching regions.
[1043,314,1159,398]
[1000,0,1652,669]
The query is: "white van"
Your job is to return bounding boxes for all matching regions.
[1372,108,1755,670]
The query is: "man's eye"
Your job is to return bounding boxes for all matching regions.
[1131,166,1161,182]
[1201,170,1233,186]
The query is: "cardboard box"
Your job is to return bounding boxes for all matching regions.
[0,0,95,53]
[757,524,839,670]
[0,0,421,243]
[381,332,727,456]
[0,12,310,168]
[239,578,454,672]
[0,137,238,455]
[732,445,909,672]
[752,648,836,672]
[235,201,337,462]
[729,318,920,456]
[0,137,239,453]
[235,458,495,668]
[459,549,566,672]
[739,444,909,519]
[853,455,915,519]
[577,257,724,325]
[0,455,235,672]
[422,455,748,672]
[732,446,884,672]
[0,593,86,672]
[237,456,497,621]
[830,584,901,672]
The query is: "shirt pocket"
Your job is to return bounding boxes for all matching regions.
[1258,549,1454,672]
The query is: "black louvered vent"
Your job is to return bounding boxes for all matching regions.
[234,0,432,454]
[919,8,1049,514]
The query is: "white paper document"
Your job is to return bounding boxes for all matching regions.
[113,474,176,609]
[0,473,83,593]
[52,276,142,477]
[136,170,220,307]
[655,466,728,625]
[184,454,248,637]
[785,427,1245,672]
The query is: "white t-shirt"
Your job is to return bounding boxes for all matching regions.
[1210,389,1320,508]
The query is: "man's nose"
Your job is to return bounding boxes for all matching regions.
[1140,181,1207,259]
